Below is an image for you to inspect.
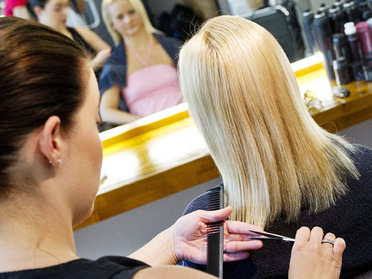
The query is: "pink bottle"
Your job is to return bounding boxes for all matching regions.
[356,21,372,61]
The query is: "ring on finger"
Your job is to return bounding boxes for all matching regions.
[321,238,335,246]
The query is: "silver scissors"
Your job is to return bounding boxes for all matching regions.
[249,230,295,243]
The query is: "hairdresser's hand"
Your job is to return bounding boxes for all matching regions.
[289,226,346,279]
[172,206,263,264]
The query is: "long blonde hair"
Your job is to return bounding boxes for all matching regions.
[179,16,359,228]
[101,0,159,46]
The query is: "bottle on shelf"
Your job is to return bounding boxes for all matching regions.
[358,0,372,21]
[329,4,347,33]
[343,0,362,23]
[303,9,316,55]
[356,21,372,61]
[313,11,336,79]
[333,33,352,62]
[344,21,365,79]
[333,56,353,85]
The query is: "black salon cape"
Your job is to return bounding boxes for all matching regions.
[0,256,149,279]
[181,144,372,279]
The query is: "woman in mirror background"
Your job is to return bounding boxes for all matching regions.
[27,0,111,77]
[99,0,183,126]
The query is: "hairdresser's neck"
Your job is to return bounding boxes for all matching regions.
[0,190,78,272]
[123,29,152,50]
[39,19,70,39]
[56,25,72,39]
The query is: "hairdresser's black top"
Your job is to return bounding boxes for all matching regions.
[182,144,372,279]
[0,256,149,278]
[67,27,104,79]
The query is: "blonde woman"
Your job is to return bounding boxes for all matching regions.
[179,16,372,278]
[99,0,183,125]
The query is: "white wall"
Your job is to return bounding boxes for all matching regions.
[337,118,372,148]
[74,177,222,259]
[74,118,372,259]
[146,0,183,18]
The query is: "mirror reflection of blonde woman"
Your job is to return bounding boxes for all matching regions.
[179,15,372,279]
[99,0,183,125]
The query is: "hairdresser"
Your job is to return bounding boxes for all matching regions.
[179,15,372,278]
[27,0,111,77]
[99,0,183,125]
[0,17,346,279]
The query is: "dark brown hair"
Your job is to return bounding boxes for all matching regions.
[0,17,87,194]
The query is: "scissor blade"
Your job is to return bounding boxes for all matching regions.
[249,230,295,242]
[250,236,295,242]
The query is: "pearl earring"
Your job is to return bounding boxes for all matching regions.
[57,159,62,165]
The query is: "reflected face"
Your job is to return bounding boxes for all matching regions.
[66,67,103,226]
[38,0,69,30]
[108,0,144,38]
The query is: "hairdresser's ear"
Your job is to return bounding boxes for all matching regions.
[34,5,43,17]
[39,116,62,166]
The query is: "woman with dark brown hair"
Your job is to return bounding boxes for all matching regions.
[27,0,111,76]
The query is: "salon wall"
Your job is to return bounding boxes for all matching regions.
[74,118,372,259]
[74,177,222,259]
[146,0,183,18]
[338,118,372,148]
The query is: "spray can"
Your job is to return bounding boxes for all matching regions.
[333,57,353,85]
[302,10,316,55]
[318,3,329,16]
[359,0,372,21]
[343,0,361,23]
[329,4,347,33]
[333,33,352,62]
[334,0,345,11]
[313,11,335,79]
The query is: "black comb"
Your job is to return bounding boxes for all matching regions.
[206,184,224,279]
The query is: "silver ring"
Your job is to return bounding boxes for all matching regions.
[321,239,334,246]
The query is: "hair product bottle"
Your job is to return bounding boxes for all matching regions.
[359,0,372,21]
[329,4,347,33]
[333,57,353,85]
[333,33,352,62]
[318,3,329,16]
[303,10,316,55]
[313,11,336,79]
[344,22,365,79]
[356,21,372,61]
[343,0,361,23]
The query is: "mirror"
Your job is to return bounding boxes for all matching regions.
[79,0,334,130]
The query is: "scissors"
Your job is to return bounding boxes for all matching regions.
[249,230,295,243]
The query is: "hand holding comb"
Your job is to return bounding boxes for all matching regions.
[206,185,224,279]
